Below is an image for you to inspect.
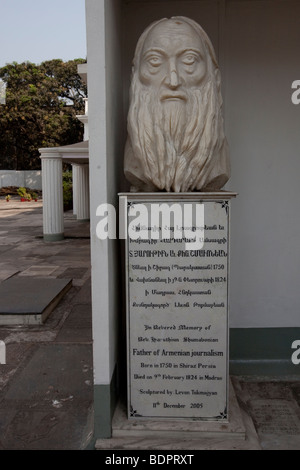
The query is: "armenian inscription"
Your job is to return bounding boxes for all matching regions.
[126,198,230,420]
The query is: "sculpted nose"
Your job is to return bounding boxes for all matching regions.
[169,70,180,88]
[165,61,181,89]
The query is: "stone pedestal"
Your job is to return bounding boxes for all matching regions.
[41,154,64,242]
[95,379,254,450]
[120,192,237,421]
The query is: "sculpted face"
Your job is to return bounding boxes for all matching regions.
[124,17,230,193]
[139,20,207,99]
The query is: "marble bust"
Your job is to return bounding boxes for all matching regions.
[124,16,230,192]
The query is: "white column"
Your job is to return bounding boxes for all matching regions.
[76,164,90,221]
[72,164,78,216]
[84,98,89,141]
[40,153,64,241]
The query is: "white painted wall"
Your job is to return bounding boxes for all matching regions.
[0,170,42,189]
[225,0,300,327]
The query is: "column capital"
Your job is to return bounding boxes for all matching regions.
[39,148,63,160]
[72,162,89,167]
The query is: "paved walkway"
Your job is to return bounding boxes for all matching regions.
[0,198,93,449]
[0,198,299,450]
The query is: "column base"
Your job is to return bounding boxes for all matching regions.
[43,233,64,242]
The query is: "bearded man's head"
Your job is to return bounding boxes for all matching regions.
[124,17,230,192]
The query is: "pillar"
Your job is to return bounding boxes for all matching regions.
[84,98,89,141]
[76,164,90,221]
[72,164,78,217]
[40,153,64,241]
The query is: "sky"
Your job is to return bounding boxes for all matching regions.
[0,0,87,67]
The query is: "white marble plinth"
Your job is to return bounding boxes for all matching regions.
[95,380,263,450]
[113,381,244,438]
[120,192,237,421]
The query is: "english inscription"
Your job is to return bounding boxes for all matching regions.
[126,200,229,419]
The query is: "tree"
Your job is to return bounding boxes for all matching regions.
[0,59,87,170]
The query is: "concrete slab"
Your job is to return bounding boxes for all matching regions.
[0,343,35,392]
[54,304,92,343]
[0,344,93,449]
[0,409,17,449]
[0,236,25,245]
[2,344,93,402]
[0,246,14,254]
[71,278,91,304]
[232,377,300,450]
[250,398,300,432]
[0,344,93,450]
[292,382,300,406]
[0,409,93,450]
[0,277,72,325]
[0,269,19,282]
[58,268,88,279]
[19,265,60,276]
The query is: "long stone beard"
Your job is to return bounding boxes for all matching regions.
[125,78,228,192]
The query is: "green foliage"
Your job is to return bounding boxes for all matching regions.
[63,170,73,211]
[17,187,39,200]
[0,59,87,170]
[17,187,27,197]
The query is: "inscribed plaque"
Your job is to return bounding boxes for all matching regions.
[124,195,234,420]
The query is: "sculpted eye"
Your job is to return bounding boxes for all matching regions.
[182,54,198,66]
[147,56,163,67]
